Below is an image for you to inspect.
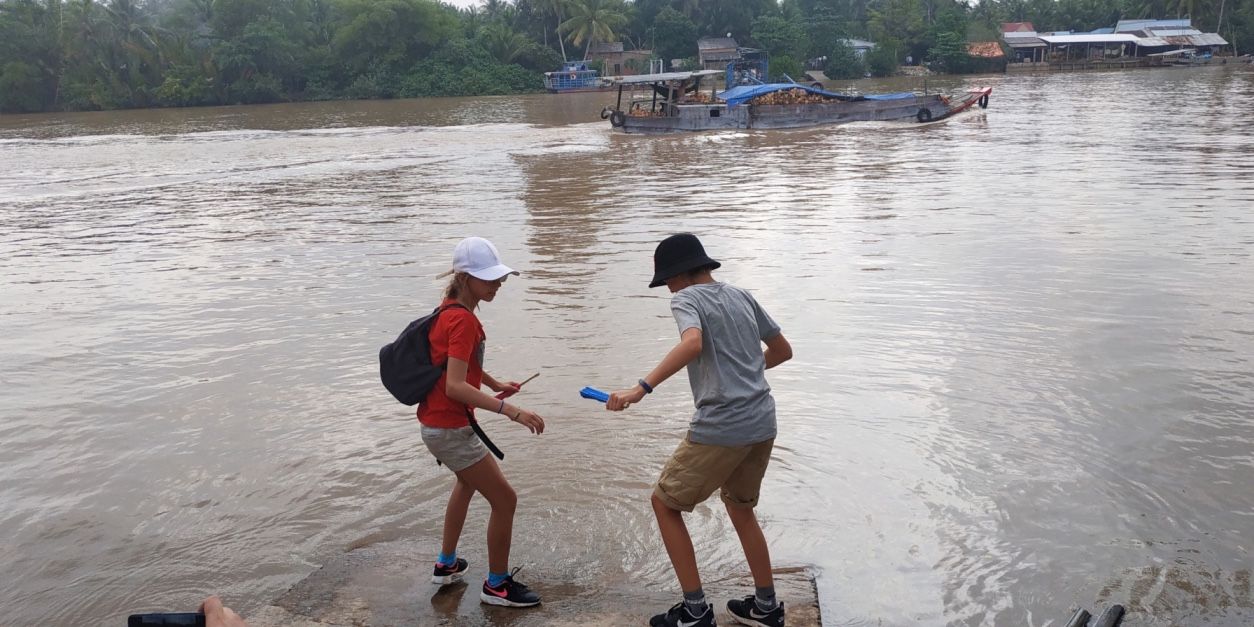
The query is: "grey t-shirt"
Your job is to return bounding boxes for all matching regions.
[670,282,782,447]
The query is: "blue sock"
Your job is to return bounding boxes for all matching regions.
[487,570,509,588]
[437,550,456,566]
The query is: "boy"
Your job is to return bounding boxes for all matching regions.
[608,233,793,627]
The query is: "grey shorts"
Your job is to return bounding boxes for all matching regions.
[421,425,489,472]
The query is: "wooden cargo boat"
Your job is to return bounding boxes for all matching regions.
[600,71,992,133]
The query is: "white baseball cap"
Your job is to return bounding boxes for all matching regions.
[451,237,519,281]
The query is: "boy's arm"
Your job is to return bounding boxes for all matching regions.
[606,327,702,411]
[763,332,792,369]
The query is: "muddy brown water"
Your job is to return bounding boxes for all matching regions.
[2,66,1253,626]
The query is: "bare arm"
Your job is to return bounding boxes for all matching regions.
[607,327,702,410]
[445,358,544,433]
[763,332,792,369]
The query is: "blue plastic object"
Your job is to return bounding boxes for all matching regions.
[579,387,609,402]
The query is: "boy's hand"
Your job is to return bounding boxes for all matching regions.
[607,386,646,411]
[200,596,248,627]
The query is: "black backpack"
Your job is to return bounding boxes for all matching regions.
[379,303,466,406]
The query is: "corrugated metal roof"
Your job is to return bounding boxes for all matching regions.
[611,70,723,84]
[843,39,877,49]
[1116,18,1191,32]
[1171,33,1228,45]
[1040,34,1139,44]
[698,37,737,50]
[1004,31,1040,38]
[590,42,625,54]
[1006,37,1046,47]
[1002,22,1035,33]
[1136,37,1170,46]
[1147,28,1204,36]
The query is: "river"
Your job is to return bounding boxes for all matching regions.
[2,66,1253,626]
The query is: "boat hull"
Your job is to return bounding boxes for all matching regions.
[614,89,991,133]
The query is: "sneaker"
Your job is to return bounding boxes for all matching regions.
[431,557,468,585]
[649,601,717,627]
[479,567,541,607]
[727,596,785,627]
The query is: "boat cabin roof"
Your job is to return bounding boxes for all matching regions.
[609,70,723,85]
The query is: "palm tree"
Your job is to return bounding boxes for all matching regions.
[480,22,530,63]
[559,0,626,60]
[535,0,570,60]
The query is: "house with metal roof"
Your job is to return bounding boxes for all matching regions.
[698,37,740,70]
[589,42,654,76]
[1002,22,1048,64]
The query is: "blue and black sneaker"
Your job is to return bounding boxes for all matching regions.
[727,595,785,627]
[649,601,717,627]
[431,557,468,585]
[479,567,541,607]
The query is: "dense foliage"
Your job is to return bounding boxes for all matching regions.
[2,0,1251,112]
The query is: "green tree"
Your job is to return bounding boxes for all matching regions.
[825,39,866,78]
[653,7,697,62]
[864,38,900,75]
[750,14,808,59]
[534,0,571,60]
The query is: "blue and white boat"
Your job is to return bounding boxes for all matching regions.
[543,61,612,93]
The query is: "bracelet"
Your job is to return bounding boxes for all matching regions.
[497,399,506,414]
[511,409,522,421]
[638,379,654,394]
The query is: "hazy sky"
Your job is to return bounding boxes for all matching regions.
[443,0,480,8]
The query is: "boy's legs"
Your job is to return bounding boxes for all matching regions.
[652,492,702,592]
[724,505,773,589]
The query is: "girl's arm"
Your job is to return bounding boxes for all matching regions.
[607,327,702,411]
[480,372,520,395]
[445,358,544,433]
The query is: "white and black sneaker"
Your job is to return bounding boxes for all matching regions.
[727,595,785,627]
[649,601,717,627]
[431,557,468,585]
[479,567,541,607]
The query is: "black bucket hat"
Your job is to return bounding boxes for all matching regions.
[649,233,721,288]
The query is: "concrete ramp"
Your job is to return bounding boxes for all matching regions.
[248,540,822,626]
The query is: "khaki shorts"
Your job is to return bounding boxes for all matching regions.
[421,425,489,472]
[654,436,775,512]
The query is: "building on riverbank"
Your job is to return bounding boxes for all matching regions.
[1003,18,1230,72]
[589,42,654,76]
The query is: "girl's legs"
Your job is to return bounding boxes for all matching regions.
[440,476,475,558]
[725,504,774,589]
[453,454,517,574]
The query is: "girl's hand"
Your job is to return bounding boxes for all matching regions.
[509,407,545,434]
[494,381,522,398]
[607,386,646,411]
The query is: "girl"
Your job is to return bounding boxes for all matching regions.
[421,236,544,608]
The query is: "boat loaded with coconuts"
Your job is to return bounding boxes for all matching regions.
[599,70,992,133]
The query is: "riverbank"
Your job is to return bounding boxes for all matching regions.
[244,540,822,626]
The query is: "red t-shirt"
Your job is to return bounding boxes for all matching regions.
[418,299,485,429]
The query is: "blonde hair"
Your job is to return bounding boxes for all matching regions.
[443,271,470,299]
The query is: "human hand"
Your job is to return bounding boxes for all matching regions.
[607,386,646,411]
[200,596,247,627]
[508,407,545,434]
[493,381,522,399]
